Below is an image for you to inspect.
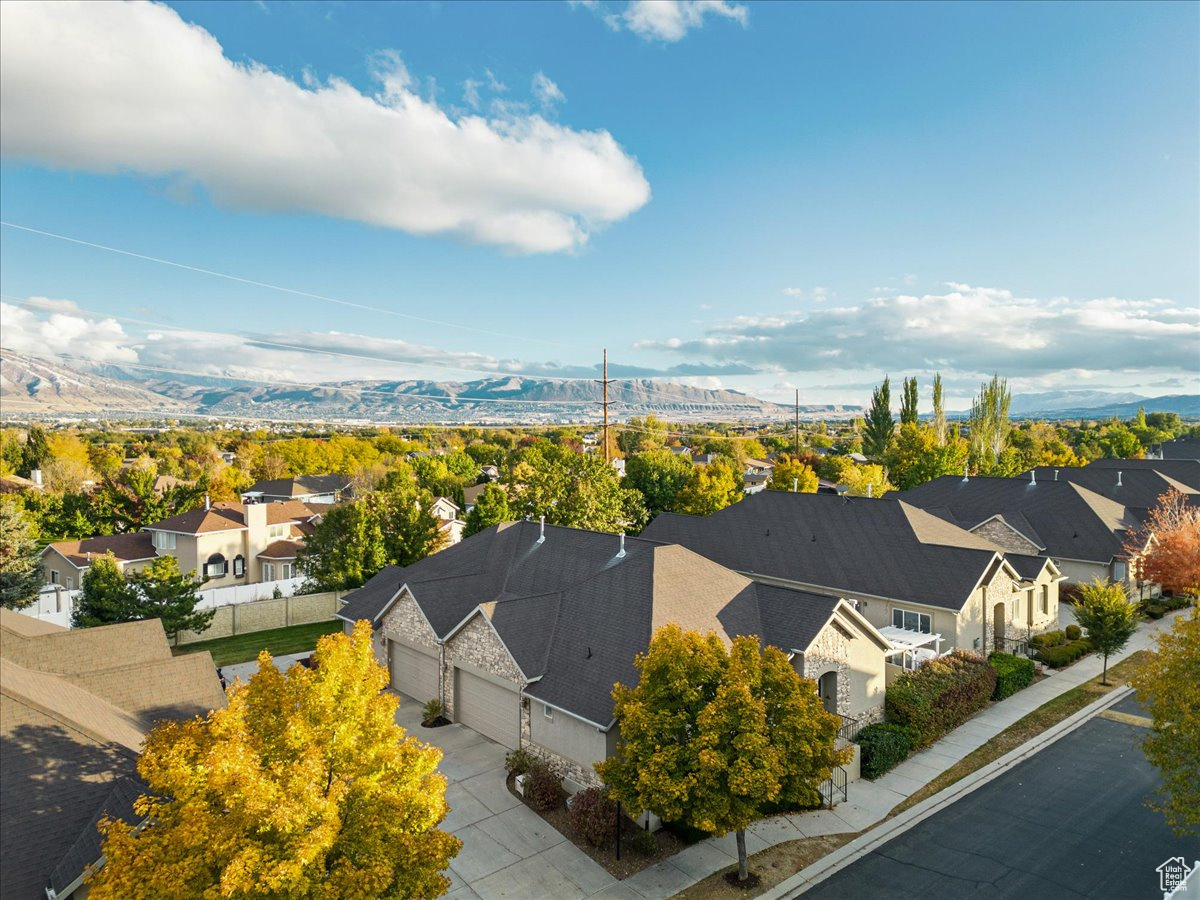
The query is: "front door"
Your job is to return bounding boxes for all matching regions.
[993,602,1006,652]
[818,671,838,715]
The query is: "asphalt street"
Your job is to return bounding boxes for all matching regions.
[801,695,1200,900]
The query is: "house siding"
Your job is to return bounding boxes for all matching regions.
[528,705,607,791]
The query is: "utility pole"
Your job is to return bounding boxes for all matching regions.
[794,389,800,457]
[596,349,615,464]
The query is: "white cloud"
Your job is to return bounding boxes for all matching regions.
[0,1,650,254]
[0,300,139,364]
[623,0,748,41]
[782,287,804,298]
[573,1,748,42]
[532,72,566,111]
[641,283,1200,383]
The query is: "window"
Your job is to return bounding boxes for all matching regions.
[1113,561,1127,581]
[267,524,288,539]
[543,703,554,721]
[65,576,75,590]
[280,562,294,580]
[152,531,176,551]
[1013,596,1022,622]
[1041,585,1049,615]
[204,553,227,578]
[892,608,932,634]
[50,570,60,585]
[232,555,245,578]
[262,562,276,582]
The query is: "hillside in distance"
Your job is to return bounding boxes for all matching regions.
[0,351,186,414]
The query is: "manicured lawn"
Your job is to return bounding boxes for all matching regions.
[172,620,343,666]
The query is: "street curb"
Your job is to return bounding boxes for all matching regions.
[761,683,1136,899]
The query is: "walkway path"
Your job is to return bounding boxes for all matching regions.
[596,606,1186,900]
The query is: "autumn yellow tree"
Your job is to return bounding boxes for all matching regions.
[88,622,460,899]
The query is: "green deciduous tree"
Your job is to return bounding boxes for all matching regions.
[967,375,1011,473]
[673,459,743,517]
[508,444,646,532]
[625,449,696,517]
[617,416,668,456]
[464,484,511,538]
[597,626,847,882]
[1132,607,1200,836]
[931,373,946,446]
[0,498,44,609]
[95,464,206,534]
[88,622,461,899]
[885,423,970,490]
[1073,578,1139,685]
[900,377,919,425]
[73,555,141,628]
[841,463,896,498]
[766,456,818,493]
[862,377,894,460]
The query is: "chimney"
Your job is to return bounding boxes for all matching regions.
[244,498,267,534]
[1117,471,1123,487]
[617,533,626,558]
[962,465,969,482]
[537,515,545,544]
[1030,470,1036,485]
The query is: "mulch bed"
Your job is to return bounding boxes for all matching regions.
[504,773,687,879]
[421,716,451,728]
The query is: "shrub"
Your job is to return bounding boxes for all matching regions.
[629,827,658,856]
[504,746,536,776]
[525,759,565,812]
[1037,639,1093,668]
[422,698,444,723]
[568,787,617,847]
[663,819,714,845]
[885,651,997,748]
[1030,630,1066,649]
[857,723,913,779]
[1143,603,1167,620]
[1064,624,1082,641]
[989,652,1035,700]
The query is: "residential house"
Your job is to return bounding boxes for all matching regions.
[900,473,1140,590]
[432,496,466,547]
[337,520,891,790]
[0,609,225,899]
[744,457,775,477]
[480,465,501,481]
[462,482,490,514]
[743,472,770,495]
[1026,465,1196,513]
[242,474,353,505]
[642,490,1062,657]
[1148,437,1200,460]
[43,499,320,589]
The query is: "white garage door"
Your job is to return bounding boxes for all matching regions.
[454,667,519,748]
[389,640,439,703]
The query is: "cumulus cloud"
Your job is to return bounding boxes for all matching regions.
[640,283,1200,382]
[0,1,649,254]
[532,72,566,111]
[574,0,748,42]
[0,300,139,364]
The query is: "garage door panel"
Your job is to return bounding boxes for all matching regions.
[454,668,518,748]
[390,640,438,702]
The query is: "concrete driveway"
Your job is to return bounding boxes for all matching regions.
[393,694,620,900]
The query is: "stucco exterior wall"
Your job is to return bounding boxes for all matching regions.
[797,618,886,726]
[1053,558,1110,586]
[528,703,607,790]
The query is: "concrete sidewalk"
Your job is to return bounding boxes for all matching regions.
[612,607,1185,900]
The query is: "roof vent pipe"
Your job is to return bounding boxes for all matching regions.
[867,482,873,498]
[1030,470,1036,485]
[1054,469,1059,481]
[793,477,798,493]
[962,465,969,482]
[537,515,545,544]
[205,493,211,511]
[1117,471,1123,487]
[617,533,626,558]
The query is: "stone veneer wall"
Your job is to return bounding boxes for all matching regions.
[972,520,1041,555]
[982,570,1023,652]
[801,627,851,718]
[443,614,523,719]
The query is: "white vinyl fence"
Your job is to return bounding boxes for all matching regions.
[22,576,308,629]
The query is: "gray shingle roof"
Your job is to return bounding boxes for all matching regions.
[900,475,1135,565]
[641,492,1003,611]
[1085,458,1200,491]
[1028,466,1195,511]
[248,474,351,498]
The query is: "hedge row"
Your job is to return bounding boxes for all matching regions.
[884,651,997,749]
[1030,629,1066,649]
[988,652,1035,700]
[857,723,913,779]
[1037,639,1092,668]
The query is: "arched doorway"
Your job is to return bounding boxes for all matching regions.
[817,671,838,715]
[993,602,1006,652]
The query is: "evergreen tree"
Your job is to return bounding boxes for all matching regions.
[73,555,141,628]
[21,425,51,478]
[900,377,919,425]
[128,555,214,640]
[862,376,895,460]
[0,499,44,609]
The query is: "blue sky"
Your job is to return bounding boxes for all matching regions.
[1,0,1196,409]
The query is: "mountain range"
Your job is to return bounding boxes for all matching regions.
[1,351,1195,424]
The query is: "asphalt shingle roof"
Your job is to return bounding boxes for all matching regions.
[46,532,157,567]
[1028,466,1195,511]
[1085,458,1200,491]
[900,475,1136,565]
[640,492,1004,612]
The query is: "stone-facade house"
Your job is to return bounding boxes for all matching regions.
[337,520,890,790]
[642,490,1062,658]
